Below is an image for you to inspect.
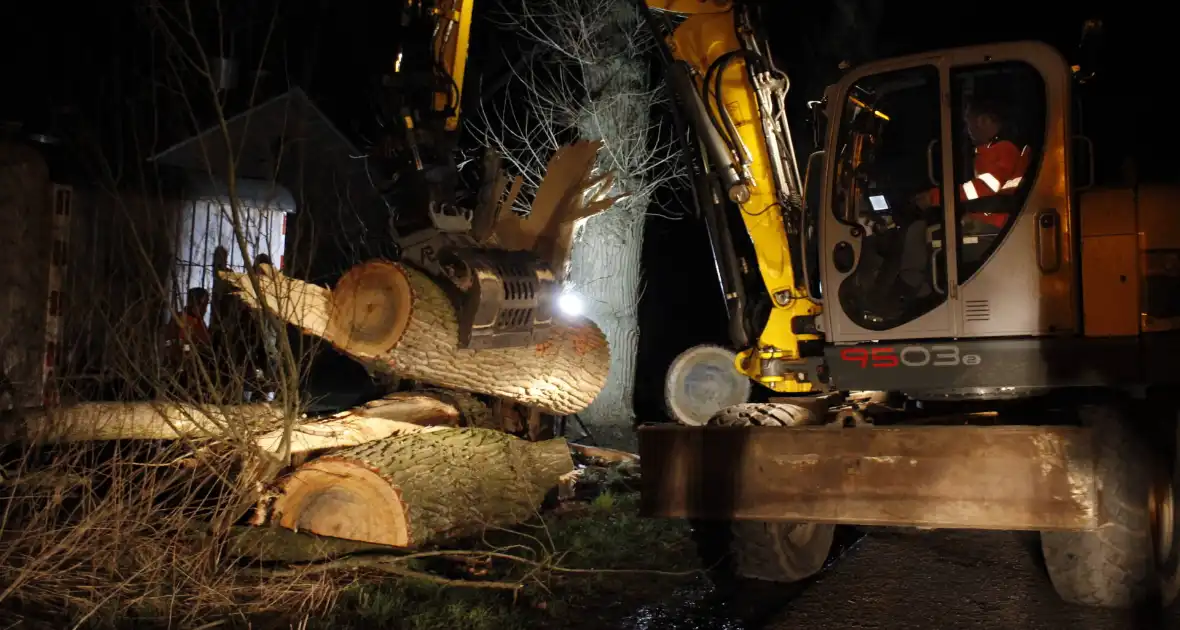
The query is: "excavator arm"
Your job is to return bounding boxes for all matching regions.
[390,0,476,132]
[640,0,822,393]
[431,1,475,132]
[381,0,625,352]
[376,0,477,234]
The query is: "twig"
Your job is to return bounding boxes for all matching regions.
[245,555,525,591]
[245,548,701,584]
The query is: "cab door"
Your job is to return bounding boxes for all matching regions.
[820,60,959,342]
[943,44,1076,337]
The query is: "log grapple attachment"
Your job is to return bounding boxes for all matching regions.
[440,247,558,350]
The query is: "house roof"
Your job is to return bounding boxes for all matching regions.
[148,87,376,199]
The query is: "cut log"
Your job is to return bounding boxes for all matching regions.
[0,401,286,443]
[254,393,459,456]
[338,392,464,427]
[217,524,402,564]
[262,428,574,547]
[413,388,499,430]
[568,442,640,465]
[1,394,461,457]
[221,261,610,416]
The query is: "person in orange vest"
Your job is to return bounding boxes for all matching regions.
[913,98,1031,230]
[175,287,212,346]
[165,286,212,366]
[163,287,213,396]
[878,98,1032,312]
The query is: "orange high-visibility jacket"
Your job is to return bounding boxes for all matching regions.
[929,139,1030,229]
[173,312,211,346]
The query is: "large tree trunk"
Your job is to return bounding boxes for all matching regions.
[566,3,651,450]
[0,401,286,443]
[565,208,644,450]
[0,394,461,457]
[222,262,610,415]
[259,428,574,547]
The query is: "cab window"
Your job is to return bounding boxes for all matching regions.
[949,61,1046,282]
[830,66,941,228]
[829,65,945,331]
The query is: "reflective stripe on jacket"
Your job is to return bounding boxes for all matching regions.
[929,140,1030,229]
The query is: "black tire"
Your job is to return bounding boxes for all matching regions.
[709,402,813,428]
[1041,403,1180,608]
[728,520,836,582]
[693,403,836,583]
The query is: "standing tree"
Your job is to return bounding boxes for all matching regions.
[477,0,683,450]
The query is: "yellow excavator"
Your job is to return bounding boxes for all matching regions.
[639,0,1180,612]
[390,0,1180,610]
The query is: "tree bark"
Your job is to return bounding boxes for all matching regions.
[0,401,285,443]
[565,207,644,449]
[568,442,639,465]
[221,261,610,416]
[0,393,461,457]
[567,8,651,449]
[261,428,574,547]
[254,393,459,456]
[201,524,401,564]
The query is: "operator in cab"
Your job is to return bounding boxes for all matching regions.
[913,97,1030,228]
[891,98,1030,301]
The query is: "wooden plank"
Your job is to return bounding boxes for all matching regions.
[638,424,1097,531]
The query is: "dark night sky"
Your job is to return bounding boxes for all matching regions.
[1,0,1165,168]
[1,0,1170,420]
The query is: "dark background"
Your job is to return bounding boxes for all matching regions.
[0,0,1169,421]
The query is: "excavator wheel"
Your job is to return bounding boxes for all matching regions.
[1041,403,1180,608]
[691,403,835,584]
[663,345,751,426]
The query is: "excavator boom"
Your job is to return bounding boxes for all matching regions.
[640,0,822,399]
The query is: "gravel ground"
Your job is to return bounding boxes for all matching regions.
[772,529,1178,630]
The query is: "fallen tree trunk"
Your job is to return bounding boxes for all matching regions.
[568,442,640,465]
[255,393,458,456]
[197,523,403,564]
[0,401,284,443]
[221,261,610,416]
[259,427,574,547]
[1,394,460,457]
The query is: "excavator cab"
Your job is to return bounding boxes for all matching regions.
[819,43,1068,365]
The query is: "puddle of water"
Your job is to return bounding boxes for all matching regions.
[621,528,869,630]
[625,583,745,630]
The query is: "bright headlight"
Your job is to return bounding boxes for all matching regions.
[558,292,583,317]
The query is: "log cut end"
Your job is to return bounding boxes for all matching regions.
[328,261,413,356]
[264,429,575,548]
[270,457,410,547]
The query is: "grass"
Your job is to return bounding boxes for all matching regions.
[0,438,341,630]
[315,581,529,630]
[304,492,705,630]
[0,411,703,630]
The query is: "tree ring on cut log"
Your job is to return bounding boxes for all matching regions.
[272,458,410,547]
[329,261,413,355]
